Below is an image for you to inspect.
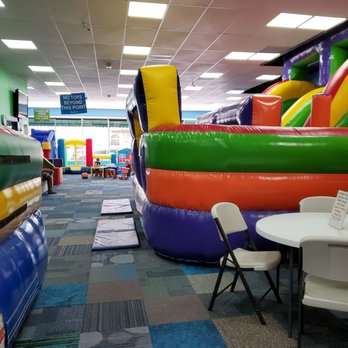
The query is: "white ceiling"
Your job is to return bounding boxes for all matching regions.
[0,0,347,111]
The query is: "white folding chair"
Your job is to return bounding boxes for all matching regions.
[298,236,348,347]
[299,196,336,213]
[209,202,282,325]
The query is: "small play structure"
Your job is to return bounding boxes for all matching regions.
[30,128,57,159]
[58,138,121,175]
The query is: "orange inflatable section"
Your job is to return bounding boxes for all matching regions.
[252,94,282,126]
[310,94,331,127]
[146,168,348,211]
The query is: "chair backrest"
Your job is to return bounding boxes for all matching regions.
[299,196,336,213]
[300,236,348,282]
[211,202,248,239]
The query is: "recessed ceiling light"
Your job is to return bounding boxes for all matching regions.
[29,65,55,72]
[225,51,255,60]
[128,1,167,19]
[123,45,151,55]
[249,53,280,61]
[1,39,37,49]
[120,69,138,76]
[182,96,189,99]
[226,90,244,94]
[45,81,65,86]
[184,86,203,91]
[118,84,133,89]
[256,74,281,81]
[0,1,5,7]
[27,86,34,90]
[298,16,346,30]
[266,13,312,28]
[200,72,223,79]
[117,94,128,97]
[226,96,242,101]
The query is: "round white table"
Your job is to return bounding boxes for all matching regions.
[256,212,348,337]
[256,212,348,248]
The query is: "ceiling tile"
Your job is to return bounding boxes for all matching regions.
[66,43,95,58]
[88,0,128,27]
[125,28,157,46]
[95,44,123,59]
[193,8,235,34]
[153,30,189,49]
[47,0,89,24]
[162,5,206,31]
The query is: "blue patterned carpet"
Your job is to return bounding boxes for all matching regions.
[13,175,348,347]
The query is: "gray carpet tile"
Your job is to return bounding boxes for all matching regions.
[82,300,148,332]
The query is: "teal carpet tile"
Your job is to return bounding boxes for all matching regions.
[149,320,226,348]
[34,284,88,308]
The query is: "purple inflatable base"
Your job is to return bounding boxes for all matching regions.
[142,200,291,263]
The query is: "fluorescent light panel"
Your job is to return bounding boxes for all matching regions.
[118,84,133,88]
[226,90,244,94]
[123,45,150,55]
[184,86,203,91]
[256,74,281,81]
[267,13,312,28]
[249,52,280,61]
[45,81,65,86]
[0,1,5,7]
[181,96,189,99]
[55,92,68,95]
[225,51,255,60]
[128,1,167,19]
[298,16,346,30]
[27,86,34,90]
[226,96,242,101]
[200,72,223,79]
[120,69,138,76]
[29,65,55,72]
[2,39,37,49]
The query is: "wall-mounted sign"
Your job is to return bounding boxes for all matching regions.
[60,92,87,114]
[34,109,50,122]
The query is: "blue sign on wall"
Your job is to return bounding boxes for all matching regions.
[60,93,87,114]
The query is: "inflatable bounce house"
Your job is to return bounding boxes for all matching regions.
[30,129,57,159]
[126,58,348,262]
[197,26,348,128]
[0,127,48,346]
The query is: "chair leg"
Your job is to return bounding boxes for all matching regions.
[264,271,282,303]
[208,256,227,311]
[230,271,239,292]
[297,301,303,348]
[276,264,280,294]
[238,270,266,325]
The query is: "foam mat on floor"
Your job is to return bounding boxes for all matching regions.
[92,218,139,250]
[101,198,132,215]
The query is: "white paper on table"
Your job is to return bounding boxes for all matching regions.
[329,190,348,230]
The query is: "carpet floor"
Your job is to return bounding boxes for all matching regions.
[13,175,348,348]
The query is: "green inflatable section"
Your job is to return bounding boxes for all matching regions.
[284,100,312,127]
[144,131,348,173]
[335,110,348,127]
[0,133,43,190]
